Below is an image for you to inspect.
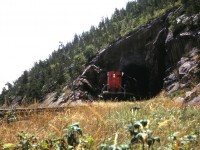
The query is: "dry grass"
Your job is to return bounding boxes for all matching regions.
[0,93,200,149]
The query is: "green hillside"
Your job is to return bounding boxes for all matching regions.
[0,0,200,105]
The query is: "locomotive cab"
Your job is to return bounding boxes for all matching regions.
[100,71,135,100]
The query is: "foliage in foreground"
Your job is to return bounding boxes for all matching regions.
[2,123,88,150]
[1,98,200,149]
[2,120,199,150]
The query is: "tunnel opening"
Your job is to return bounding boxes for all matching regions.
[120,61,166,99]
[121,64,150,99]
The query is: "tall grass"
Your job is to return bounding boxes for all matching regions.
[0,93,199,149]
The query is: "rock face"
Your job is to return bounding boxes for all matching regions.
[164,48,200,93]
[58,7,200,104]
[88,12,170,99]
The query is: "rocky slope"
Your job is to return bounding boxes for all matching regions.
[54,7,199,105]
[164,46,200,105]
[10,7,198,107]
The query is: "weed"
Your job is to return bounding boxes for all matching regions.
[167,132,198,149]
[5,110,17,123]
[0,97,200,149]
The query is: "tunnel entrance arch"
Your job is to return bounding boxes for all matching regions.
[121,63,150,99]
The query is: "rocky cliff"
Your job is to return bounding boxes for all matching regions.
[55,7,200,105]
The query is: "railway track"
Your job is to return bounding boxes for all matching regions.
[0,107,66,118]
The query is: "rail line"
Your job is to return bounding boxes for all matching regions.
[0,107,66,118]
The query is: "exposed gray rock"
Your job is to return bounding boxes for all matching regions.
[166,82,180,94]
[179,83,200,104]
[187,96,200,105]
[164,73,178,88]
[174,97,185,103]
[177,57,189,66]
[189,48,200,58]
[164,45,200,99]
[179,61,196,75]
[40,92,57,107]
[185,91,195,100]
[165,31,173,44]
[60,8,200,103]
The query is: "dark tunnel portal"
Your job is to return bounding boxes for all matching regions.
[121,64,150,99]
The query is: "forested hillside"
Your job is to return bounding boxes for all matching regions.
[0,0,199,105]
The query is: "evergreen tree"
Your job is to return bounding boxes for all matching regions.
[0,0,187,104]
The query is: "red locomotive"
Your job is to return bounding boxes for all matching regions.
[101,71,135,99]
[107,71,122,92]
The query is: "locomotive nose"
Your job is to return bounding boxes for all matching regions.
[107,71,122,92]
